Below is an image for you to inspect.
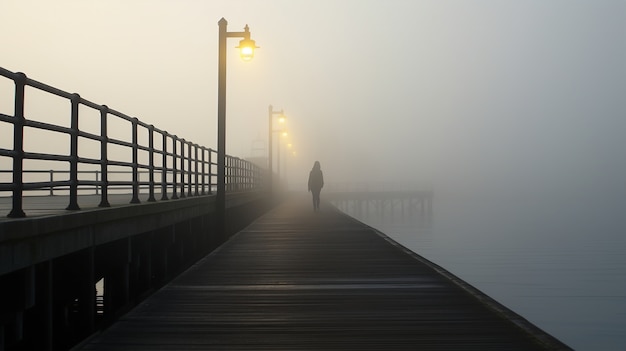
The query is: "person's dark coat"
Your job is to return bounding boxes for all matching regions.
[308,162,324,193]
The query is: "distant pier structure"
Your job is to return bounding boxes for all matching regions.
[326,183,433,220]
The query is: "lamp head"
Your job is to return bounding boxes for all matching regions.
[278,109,287,123]
[236,25,259,61]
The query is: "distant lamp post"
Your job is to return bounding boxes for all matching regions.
[285,143,294,188]
[276,129,288,185]
[268,105,286,192]
[217,18,257,234]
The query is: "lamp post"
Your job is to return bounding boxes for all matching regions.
[268,105,285,192]
[285,142,294,190]
[217,18,257,234]
[277,130,288,187]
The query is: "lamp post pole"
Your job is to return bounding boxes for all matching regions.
[277,132,281,185]
[217,18,227,235]
[277,130,287,188]
[268,105,273,192]
[268,105,284,193]
[216,17,257,235]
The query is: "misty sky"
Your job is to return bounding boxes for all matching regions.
[2,0,625,197]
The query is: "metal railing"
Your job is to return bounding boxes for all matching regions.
[0,67,264,217]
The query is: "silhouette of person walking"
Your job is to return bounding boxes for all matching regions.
[307,161,324,212]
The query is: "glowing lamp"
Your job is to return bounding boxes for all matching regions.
[237,39,257,61]
[236,24,259,62]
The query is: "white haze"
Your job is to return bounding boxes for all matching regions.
[2,0,624,199]
[2,1,626,348]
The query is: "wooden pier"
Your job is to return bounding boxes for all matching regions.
[74,195,570,350]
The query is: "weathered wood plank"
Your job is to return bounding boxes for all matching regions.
[75,196,570,350]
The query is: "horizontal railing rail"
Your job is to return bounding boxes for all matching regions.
[0,170,191,196]
[325,182,434,193]
[0,67,264,217]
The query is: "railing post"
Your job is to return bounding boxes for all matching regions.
[251,164,255,190]
[148,125,156,202]
[242,161,246,190]
[208,149,213,195]
[249,163,253,190]
[252,164,257,190]
[201,147,206,195]
[225,156,230,192]
[247,162,251,190]
[187,141,192,197]
[253,163,256,190]
[8,72,26,218]
[161,132,169,200]
[130,117,140,204]
[66,93,81,210]
[243,161,247,190]
[250,162,253,190]
[99,105,110,207]
[171,135,178,200]
[95,170,99,195]
[230,156,234,191]
[246,163,250,190]
[236,158,240,191]
[194,144,200,196]
[49,170,54,196]
[180,139,186,198]
[234,158,238,191]
[239,158,243,191]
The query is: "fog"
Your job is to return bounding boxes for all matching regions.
[2,0,625,198]
[2,2,626,348]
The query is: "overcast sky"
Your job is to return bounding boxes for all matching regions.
[2,0,625,196]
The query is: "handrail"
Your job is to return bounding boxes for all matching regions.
[0,67,265,217]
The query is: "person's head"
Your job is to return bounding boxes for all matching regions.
[313,161,321,170]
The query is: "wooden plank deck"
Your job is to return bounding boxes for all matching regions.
[75,195,570,350]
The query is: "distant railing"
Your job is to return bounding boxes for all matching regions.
[325,182,433,193]
[0,67,264,217]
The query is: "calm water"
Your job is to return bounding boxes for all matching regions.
[337,193,626,350]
